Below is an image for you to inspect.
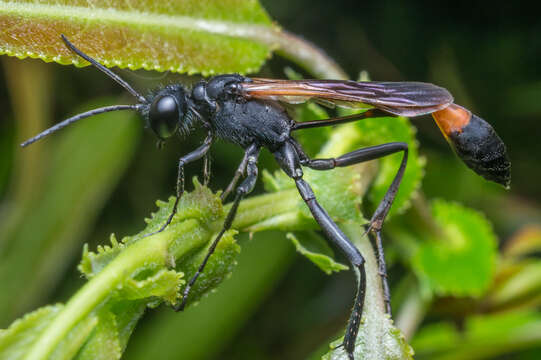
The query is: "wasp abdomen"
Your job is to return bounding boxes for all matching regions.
[433,104,511,188]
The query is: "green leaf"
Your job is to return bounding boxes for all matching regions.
[78,235,124,279]
[290,102,332,157]
[262,156,365,227]
[0,305,63,360]
[287,232,348,274]
[304,165,365,223]
[75,308,122,360]
[353,115,424,217]
[123,232,295,360]
[1,183,240,360]
[412,311,541,360]
[51,314,99,360]
[78,179,223,279]
[178,229,240,307]
[0,0,273,75]
[412,200,497,297]
[263,121,373,226]
[116,269,184,306]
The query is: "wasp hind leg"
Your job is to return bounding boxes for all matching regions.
[273,141,367,359]
[299,140,408,315]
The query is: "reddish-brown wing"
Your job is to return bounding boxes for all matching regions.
[239,78,453,117]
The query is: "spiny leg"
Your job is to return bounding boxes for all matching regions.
[274,141,366,359]
[175,145,260,311]
[147,136,213,237]
[299,141,408,316]
[221,143,258,201]
[368,231,392,315]
[296,178,366,358]
[203,154,212,186]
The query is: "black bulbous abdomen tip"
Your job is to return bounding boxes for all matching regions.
[448,113,511,188]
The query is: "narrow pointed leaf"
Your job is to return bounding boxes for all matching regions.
[287,232,348,274]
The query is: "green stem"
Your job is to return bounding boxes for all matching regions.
[24,220,204,360]
[264,30,348,79]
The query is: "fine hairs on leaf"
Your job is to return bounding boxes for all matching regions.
[0,0,273,75]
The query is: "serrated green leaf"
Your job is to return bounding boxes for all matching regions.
[117,268,183,305]
[143,179,224,235]
[179,229,241,306]
[12,181,238,360]
[413,200,497,297]
[0,0,274,75]
[78,235,125,279]
[79,180,223,278]
[287,232,348,274]
[0,305,63,360]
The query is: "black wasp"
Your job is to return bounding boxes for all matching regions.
[22,35,510,359]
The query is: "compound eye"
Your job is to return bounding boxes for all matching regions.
[149,95,180,138]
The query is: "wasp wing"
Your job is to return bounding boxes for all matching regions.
[240,78,453,117]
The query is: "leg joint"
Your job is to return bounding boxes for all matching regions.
[295,179,315,201]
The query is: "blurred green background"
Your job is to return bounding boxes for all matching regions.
[1,0,540,359]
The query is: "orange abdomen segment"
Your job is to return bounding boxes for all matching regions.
[432,103,471,139]
[431,103,511,188]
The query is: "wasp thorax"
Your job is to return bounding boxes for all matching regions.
[149,94,181,139]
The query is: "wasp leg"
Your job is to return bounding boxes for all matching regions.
[291,109,392,131]
[146,135,213,237]
[175,145,260,311]
[299,141,408,315]
[274,141,366,360]
[221,143,258,201]
[202,154,212,186]
[369,231,391,315]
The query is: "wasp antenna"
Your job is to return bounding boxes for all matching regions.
[20,104,139,147]
[61,34,147,104]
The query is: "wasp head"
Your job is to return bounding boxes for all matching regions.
[143,84,195,140]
